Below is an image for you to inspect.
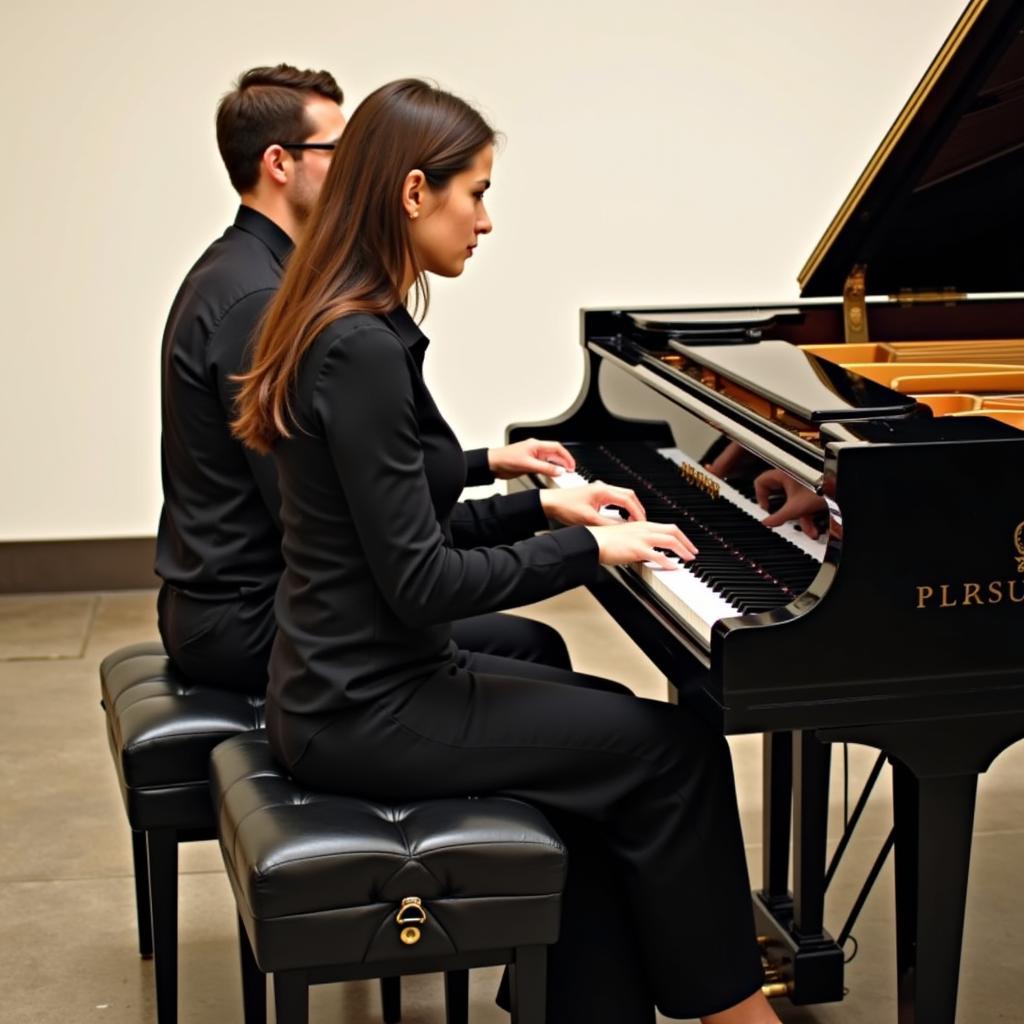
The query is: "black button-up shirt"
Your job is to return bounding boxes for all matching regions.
[269,306,602,714]
[156,207,496,600]
[156,207,291,597]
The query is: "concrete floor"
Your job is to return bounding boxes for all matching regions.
[1,588,1022,1023]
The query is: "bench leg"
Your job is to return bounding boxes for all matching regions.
[131,829,154,958]
[510,946,546,1024]
[274,970,309,1024]
[380,976,401,1023]
[146,828,178,1024]
[237,915,266,1024]
[444,969,469,1024]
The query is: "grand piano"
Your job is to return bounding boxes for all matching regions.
[508,2,1024,1020]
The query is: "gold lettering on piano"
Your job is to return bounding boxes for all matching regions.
[678,462,721,499]
[915,527,1024,609]
[915,581,1020,609]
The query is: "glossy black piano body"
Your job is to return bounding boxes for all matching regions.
[526,315,1024,737]
[508,2,1024,1020]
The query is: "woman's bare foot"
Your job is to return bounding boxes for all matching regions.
[701,988,782,1024]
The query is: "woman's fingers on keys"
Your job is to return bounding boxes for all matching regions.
[645,546,681,570]
[602,485,645,521]
[586,483,645,522]
[532,440,575,471]
[551,448,576,471]
[646,521,698,557]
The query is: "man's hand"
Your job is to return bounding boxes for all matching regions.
[754,469,828,539]
[706,441,753,478]
[488,438,575,480]
[539,481,646,527]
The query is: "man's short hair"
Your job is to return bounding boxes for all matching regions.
[216,64,343,194]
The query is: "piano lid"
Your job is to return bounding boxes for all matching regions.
[799,0,1024,298]
[670,340,919,422]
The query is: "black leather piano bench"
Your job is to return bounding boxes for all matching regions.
[212,731,567,1024]
[99,642,266,1023]
[98,644,405,1024]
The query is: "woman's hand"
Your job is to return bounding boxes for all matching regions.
[539,481,646,526]
[487,438,575,479]
[584,520,698,569]
[754,469,828,538]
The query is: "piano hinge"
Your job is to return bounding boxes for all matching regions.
[843,264,869,343]
[888,286,967,306]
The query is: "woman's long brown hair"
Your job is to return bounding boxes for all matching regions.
[232,78,495,453]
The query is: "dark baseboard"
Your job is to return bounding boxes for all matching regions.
[0,537,158,593]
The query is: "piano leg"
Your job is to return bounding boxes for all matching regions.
[819,713,1024,1024]
[760,731,792,909]
[752,730,844,1005]
[793,730,830,941]
[892,760,977,1024]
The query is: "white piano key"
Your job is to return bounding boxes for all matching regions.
[550,470,589,490]
[639,561,742,645]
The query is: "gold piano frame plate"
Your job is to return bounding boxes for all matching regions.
[798,344,1024,430]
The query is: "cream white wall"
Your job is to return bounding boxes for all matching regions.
[0,0,966,541]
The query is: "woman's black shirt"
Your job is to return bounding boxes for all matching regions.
[269,306,602,715]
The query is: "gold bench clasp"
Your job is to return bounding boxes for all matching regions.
[396,896,427,945]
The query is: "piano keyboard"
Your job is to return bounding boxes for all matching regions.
[546,443,826,645]
[657,447,827,561]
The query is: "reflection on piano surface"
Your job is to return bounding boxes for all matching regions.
[507,2,1024,1021]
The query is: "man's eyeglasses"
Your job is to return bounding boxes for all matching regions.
[280,140,338,152]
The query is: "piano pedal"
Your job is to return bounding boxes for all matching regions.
[760,941,794,1000]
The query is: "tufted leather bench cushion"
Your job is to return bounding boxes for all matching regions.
[100,643,265,831]
[211,731,567,974]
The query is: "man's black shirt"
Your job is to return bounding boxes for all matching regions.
[157,206,292,597]
[156,206,496,600]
